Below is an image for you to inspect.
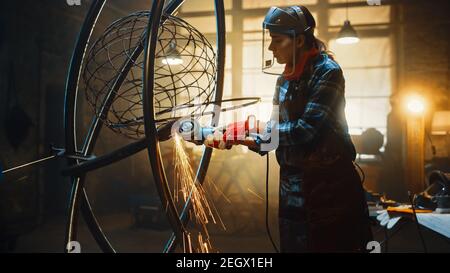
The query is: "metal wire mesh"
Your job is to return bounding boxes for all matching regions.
[83,11,217,139]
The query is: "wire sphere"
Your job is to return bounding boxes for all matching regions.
[83,11,217,139]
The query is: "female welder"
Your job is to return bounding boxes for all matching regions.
[215,5,373,252]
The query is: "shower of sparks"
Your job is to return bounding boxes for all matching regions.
[247,188,264,201]
[173,133,225,252]
[197,233,212,253]
[183,233,193,253]
[205,177,232,204]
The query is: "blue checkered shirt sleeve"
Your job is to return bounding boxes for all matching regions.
[277,68,344,146]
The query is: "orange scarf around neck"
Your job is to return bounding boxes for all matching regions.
[283,47,319,81]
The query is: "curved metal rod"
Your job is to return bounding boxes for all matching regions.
[164,0,226,253]
[143,0,191,252]
[164,0,186,15]
[63,0,113,253]
[64,6,157,253]
[74,40,146,252]
[157,97,261,114]
[112,96,261,127]
[80,188,115,252]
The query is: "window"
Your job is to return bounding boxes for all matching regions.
[328,5,392,136]
[180,0,233,12]
[178,0,394,142]
[183,15,233,33]
[328,6,390,26]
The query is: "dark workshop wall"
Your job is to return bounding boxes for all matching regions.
[0,0,160,233]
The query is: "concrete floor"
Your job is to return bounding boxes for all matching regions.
[10,213,450,253]
[12,213,276,253]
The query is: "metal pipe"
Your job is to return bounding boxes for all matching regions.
[2,155,57,175]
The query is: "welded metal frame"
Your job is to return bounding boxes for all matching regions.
[63,0,226,253]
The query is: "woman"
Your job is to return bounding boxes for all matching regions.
[220,5,373,252]
[250,6,372,252]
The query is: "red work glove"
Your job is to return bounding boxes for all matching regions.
[203,116,259,149]
[224,115,259,142]
[223,120,248,142]
[203,130,231,150]
[203,121,248,150]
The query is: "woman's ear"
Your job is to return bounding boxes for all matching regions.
[296,35,305,49]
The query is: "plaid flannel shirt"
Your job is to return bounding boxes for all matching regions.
[256,52,355,166]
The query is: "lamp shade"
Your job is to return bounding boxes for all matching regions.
[162,41,183,65]
[336,20,359,45]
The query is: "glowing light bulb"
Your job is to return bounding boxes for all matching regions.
[406,96,426,114]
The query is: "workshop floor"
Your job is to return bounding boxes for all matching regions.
[11,213,449,253]
[12,213,275,253]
